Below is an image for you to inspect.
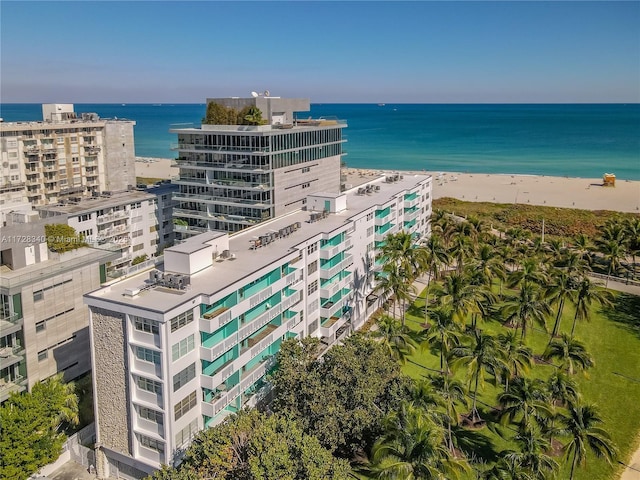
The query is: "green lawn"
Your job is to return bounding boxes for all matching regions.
[402,289,640,480]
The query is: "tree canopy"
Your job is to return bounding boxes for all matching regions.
[0,375,79,480]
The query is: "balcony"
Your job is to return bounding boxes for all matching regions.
[375,211,395,226]
[0,376,27,403]
[0,313,23,336]
[173,192,270,208]
[319,254,353,280]
[0,346,25,368]
[319,237,351,260]
[320,297,345,319]
[171,143,270,154]
[404,196,420,209]
[200,307,233,333]
[320,315,348,338]
[403,208,420,222]
[97,210,130,224]
[375,223,395,242]
[320,271,352,298]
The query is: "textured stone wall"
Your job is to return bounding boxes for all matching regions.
[91,307,132,456]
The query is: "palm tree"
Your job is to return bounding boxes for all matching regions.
[449,233,474,273]
[430,376,468,453]
[423,307,462,375]
[497,331,534,391]
[422,234,450,322]
[623,217,640,271]
[501,283,551,342]
[507,258,548,290]
[569,277,613,338]
[439,271,477,326]
[497,377,552,430]
[543,334,594,375]
[480,456,535,480]
[450,330,505,422]
[572,233,594,267]
[560,403,617,480]
[362,402,469,479]
[381,231,429,283]
[472,243,506,288]
[596,239,625,286]
[374,262,416,324]
[545,269,575,343]
[372,314,420,364]
[504,426,559,480]
[546,370,580,408]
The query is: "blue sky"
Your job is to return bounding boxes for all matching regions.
[1,1,639,103]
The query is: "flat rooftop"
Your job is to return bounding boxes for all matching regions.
[1,247,118,290]
[86,174,431,314]
[0,118,135,132]
[37,191,156,215]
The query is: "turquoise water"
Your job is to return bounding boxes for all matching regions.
[2,103,638,179]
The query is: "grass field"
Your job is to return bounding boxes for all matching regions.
[401,288,640,480]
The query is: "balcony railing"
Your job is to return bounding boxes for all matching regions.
[173,192,270,208]
[319,254,353,280]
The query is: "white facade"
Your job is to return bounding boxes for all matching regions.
[38,191,161,279]
[85,174,432,478]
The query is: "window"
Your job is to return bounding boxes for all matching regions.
[175,419,198,448]
[138,434,164,453]
[135,346,161,365]
[367,226,374,237]
[133,316,159,335]
[33,291,44,302]
[132,229,143,238]
[36,321,46,332]
[172,335,195,361]
[138,406,163,424]
[35,308,74,332]
[38,350,48,361]
[307,279,318,295]
[366,212,374,221]
[309,299,319,313]
[132,215,143,224]
[150,225,158,233]
[307,260,318,275]
[170,310,194,333]
[307,243,317,255]
[174,391,197,420]
[131,202,142,209]
[78,214,90,222]
[137,376,162,394]
[309,319,319,334]
[173,363,196,392]
[301,166,310,173]
[133,243,144,252]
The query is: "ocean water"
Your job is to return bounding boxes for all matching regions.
[2,103,638,180]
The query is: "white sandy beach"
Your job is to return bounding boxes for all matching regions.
[137,158,639,214]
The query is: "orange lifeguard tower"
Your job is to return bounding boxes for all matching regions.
[603,173,616,187]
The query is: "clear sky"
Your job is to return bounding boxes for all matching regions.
[1,1,639,103]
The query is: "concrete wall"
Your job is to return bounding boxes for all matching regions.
[272,155,341,216]
[103,122,136,193]
[21,256,105,388]
[90,307,132,457]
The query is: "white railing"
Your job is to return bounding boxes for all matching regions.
[320,254,353,280]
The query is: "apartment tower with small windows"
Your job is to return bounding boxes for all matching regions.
[171,95,346,235]
[0,104,136,224]
[85,173,432,478]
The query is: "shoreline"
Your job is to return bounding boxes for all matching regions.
[135,158,640,214]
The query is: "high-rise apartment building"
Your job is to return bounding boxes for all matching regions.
[0,104,137,223]
[171,96,346,235]
[85,174,431,478]
[0,214,116,402]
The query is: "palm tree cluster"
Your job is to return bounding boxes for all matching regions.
[365,213,619,479]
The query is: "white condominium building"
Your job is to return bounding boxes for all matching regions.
[38,191,162,280]
[85,174,431,479]
[0,104,136,223]
[171,96,346,235]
